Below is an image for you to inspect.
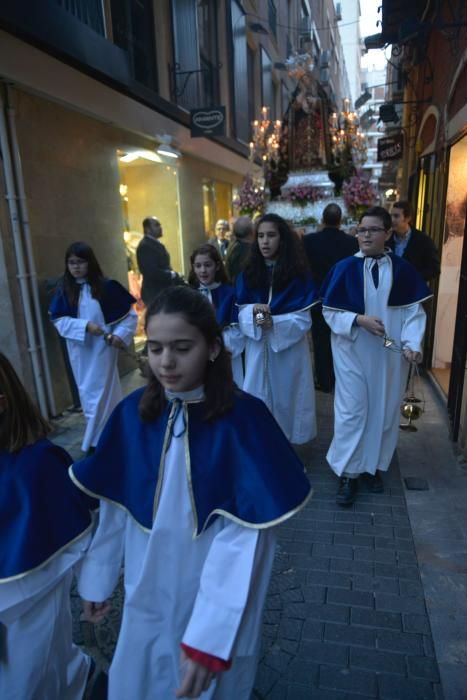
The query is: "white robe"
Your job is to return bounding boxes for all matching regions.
[223,325,245,387]
[53,282,137,451]
[0,532,92,700]
[238,305,317,444]
[323,254,426,477]
[199,285,245,387]
[77,392,276,700]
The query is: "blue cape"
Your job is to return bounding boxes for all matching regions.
[235,271,318,314]
[320,253,432,314]
[0,439,96,582]
[49,278,136,324]
[198,284,238,327]
[70,388,312,535]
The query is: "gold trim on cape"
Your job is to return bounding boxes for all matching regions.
[195,487,314,538]
[0,522,94,584]
[69,404,314,540]
[69,467,152,534]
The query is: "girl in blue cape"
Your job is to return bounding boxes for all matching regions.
[189,243,244,386]
[236,213,319,444]
[0,352,96,700]
[70,286,312,700]
[49,241,137,453]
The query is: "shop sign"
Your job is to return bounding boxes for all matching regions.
[377,133,404,161]
[190,107,226,137]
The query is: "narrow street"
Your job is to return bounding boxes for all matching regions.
[53,371,467,700]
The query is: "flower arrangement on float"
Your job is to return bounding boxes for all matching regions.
[342,171,377,219]
[281,183,323,207]
[232,175,265,217]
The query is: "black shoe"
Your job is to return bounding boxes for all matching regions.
[336,476,358,506]
[365,471,384,493]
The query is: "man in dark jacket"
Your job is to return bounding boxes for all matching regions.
[304,203,359,392]
[389,201,440,282]
[209,219,230,258]
[136,217,177,306]
[224,216,254,284]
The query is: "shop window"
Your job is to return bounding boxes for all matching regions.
[202,179,233,239]
[118,151,183,347]
[431,135,467,397]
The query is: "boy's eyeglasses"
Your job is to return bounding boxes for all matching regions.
[356,227,386,237]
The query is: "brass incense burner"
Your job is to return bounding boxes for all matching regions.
[400,365,425,432]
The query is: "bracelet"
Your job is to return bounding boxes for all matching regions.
[104,332,113,345]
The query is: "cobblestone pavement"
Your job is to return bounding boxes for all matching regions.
[53,372,449,699]
[254,392,443,700]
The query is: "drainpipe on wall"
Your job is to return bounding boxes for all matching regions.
[5,85,57,416]
[0,86,50,416]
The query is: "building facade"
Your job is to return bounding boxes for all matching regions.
[1,0,330,414]
[359,66,386,189]
[336,0,362,107]
[379,0,467,451]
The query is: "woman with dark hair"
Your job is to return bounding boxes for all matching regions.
[49,242,137,453]
[69,286,312,700]
[0,352,96,699]
[236,213,319,443]
[189,243,244,385]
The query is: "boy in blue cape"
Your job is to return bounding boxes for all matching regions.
[321,206,432,506]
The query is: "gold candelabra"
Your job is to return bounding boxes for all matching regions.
[249,106,282,179]
[329,98,367,167]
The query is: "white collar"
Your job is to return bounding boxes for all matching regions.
[199,281,221,291]
[165,386,205,402]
